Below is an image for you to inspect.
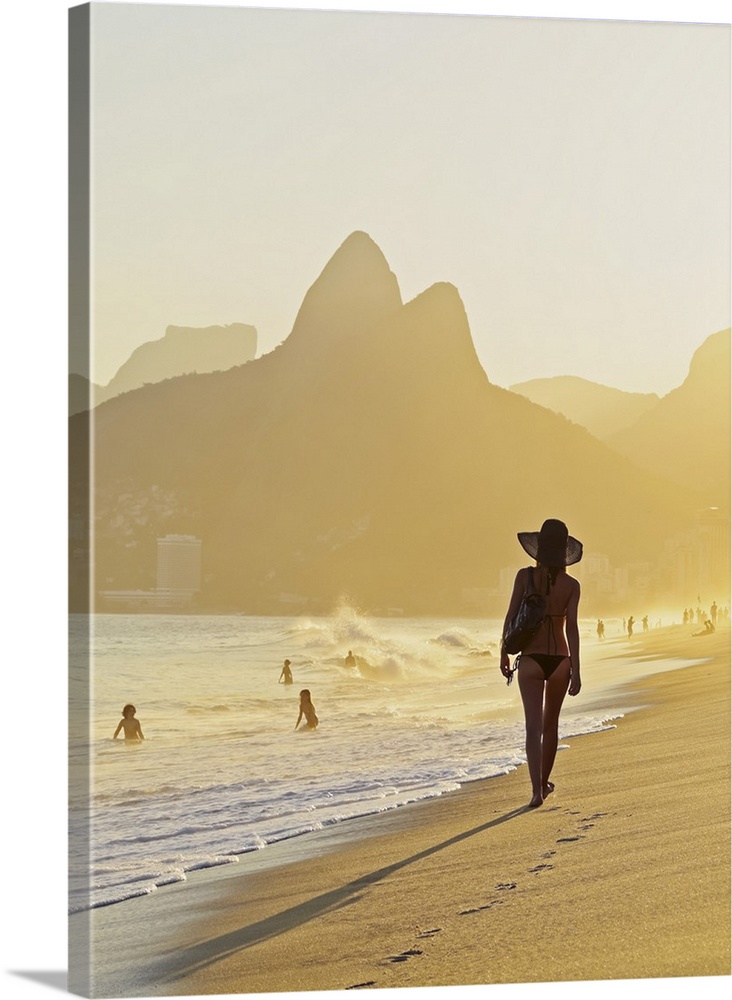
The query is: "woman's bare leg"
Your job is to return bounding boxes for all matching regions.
[541,659,571,794]
[518,658,547,806]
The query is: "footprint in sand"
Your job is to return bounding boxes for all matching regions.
[417,928,442,939]
[459,881,517,915]
[541,850,556,859]
[556,835,583,843]
[459,900,503,915]
[387,949,423,963]
[347,982,377,990]
[528,862,554,873]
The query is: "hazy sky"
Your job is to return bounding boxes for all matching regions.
[81,1,731,395]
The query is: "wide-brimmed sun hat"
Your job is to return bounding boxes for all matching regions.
[517,518,583,567]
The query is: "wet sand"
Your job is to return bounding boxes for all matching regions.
[73,625,730,997]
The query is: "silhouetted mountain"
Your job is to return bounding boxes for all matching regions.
[69,233,707,615]
[69,323,258,414]
[103,322,258,398]
[69,373,98,416]
[510,376,659,440]
[286,230,402,356]
[606,329,730,506]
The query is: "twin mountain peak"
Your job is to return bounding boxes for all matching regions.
[70,232,728,615]
[283,231,482,382]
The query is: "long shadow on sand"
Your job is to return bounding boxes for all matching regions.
[160,804,528,986]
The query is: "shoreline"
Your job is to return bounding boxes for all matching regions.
[72,625,731,997]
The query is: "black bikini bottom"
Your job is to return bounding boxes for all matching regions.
[521,654,568,680]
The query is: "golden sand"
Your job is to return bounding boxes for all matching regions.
[78,626,730,997]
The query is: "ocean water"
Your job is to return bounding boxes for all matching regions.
[68,608,686,914]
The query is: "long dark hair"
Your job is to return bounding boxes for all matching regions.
[537,563,563,589]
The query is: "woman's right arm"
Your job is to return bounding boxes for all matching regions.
[500,570,526,677]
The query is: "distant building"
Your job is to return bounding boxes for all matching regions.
[659,507,730,603]
[573,552,614,601]
[156,534,202,596]
[99,534,203,611]
[97,589,190,611]
[695,507,730,598]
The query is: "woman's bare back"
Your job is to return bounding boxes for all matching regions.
[521,566,578,657]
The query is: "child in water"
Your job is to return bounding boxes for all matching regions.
[113,704,145,741]
[295,689,318,731]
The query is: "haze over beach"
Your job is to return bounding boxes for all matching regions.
[4,2,732,1000]
[70,229,730,618]
[76,1,730,396]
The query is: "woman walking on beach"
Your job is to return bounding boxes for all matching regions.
[500,519,582,808]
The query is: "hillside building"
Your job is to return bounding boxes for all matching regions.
[156,534,202,596]
[99,534,203,610]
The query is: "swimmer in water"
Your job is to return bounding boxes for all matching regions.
[113,704,144,741]
[295,689,318,731]
[279,659,293,685]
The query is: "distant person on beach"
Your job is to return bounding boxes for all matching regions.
[113,704,144,742]
[344,650,356,668]
[711,602,718,625]
[692,619,716,637]
[683,609,689,625]
[642,615,649,631]
[295,689,318,731]
[596,619,605,640]
[500,519,582,808]
[279,659,293,685]
[627,616,635,637]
